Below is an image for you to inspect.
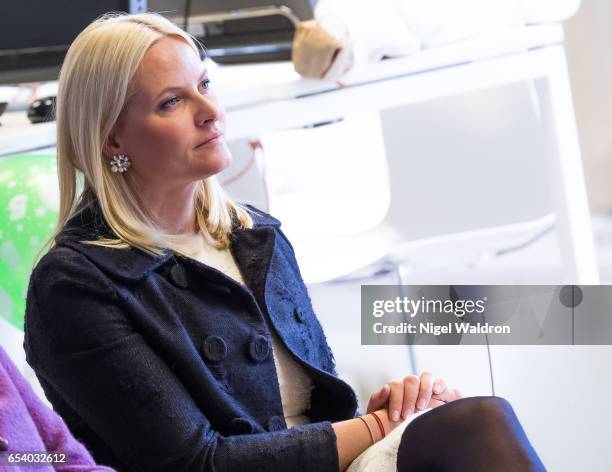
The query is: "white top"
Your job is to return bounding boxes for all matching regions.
[167,231,313,428]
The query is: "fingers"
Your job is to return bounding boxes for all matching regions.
[387,380,404,422]
[401,375,420,420]
[416,371,434,411]
[366,384,390,414]
[433,377,446,395]
[431,387,463,404]
[428,398,446,409]
[375,373,457,421]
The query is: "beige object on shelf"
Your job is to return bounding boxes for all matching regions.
[292,19,354,80]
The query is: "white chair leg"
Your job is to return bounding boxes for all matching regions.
[535,46,599,283]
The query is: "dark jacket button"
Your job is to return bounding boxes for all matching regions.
[248,335,270,362]
[169,265,188,288]
[228,417,254,435]
[294,307,305,323]
[267,416,285,432]
[0,435,8,452]
[202,335,227,362]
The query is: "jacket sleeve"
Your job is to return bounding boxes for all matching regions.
[24,248,340,472]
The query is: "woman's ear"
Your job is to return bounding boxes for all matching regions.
[103,127,123,158]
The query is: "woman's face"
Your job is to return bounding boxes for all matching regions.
[106,36,230,189]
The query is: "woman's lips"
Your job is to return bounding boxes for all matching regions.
[195,133,223,148]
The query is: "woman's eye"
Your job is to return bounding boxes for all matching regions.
[159,80,209,110]
[160,96,179,109]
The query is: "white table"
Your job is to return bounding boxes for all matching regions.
[216,24,599,284]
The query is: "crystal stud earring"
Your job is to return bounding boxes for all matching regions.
[110,154,131,173]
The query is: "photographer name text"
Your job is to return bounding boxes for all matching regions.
[372,321,511,335]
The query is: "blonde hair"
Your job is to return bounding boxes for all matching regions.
[48,12,253,257]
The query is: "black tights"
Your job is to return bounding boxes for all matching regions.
[397,396,546,471]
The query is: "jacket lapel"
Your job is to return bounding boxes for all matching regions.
[55,200,280,292]
[230,225,276,310]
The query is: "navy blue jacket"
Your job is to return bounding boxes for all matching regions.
[24,200,358,472]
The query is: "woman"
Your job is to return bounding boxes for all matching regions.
[24,12,543,472]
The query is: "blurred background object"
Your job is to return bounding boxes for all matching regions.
[0,153,59,330]
[564,0,612,211]
[27,96,56,124]
[0,1,147,85]
[150,0,318,63]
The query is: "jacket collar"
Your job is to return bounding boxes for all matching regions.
[55,199,281,282]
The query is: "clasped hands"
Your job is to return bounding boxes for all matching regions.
[366,372,462,434]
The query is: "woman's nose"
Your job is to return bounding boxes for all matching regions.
[194,94,219,127]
